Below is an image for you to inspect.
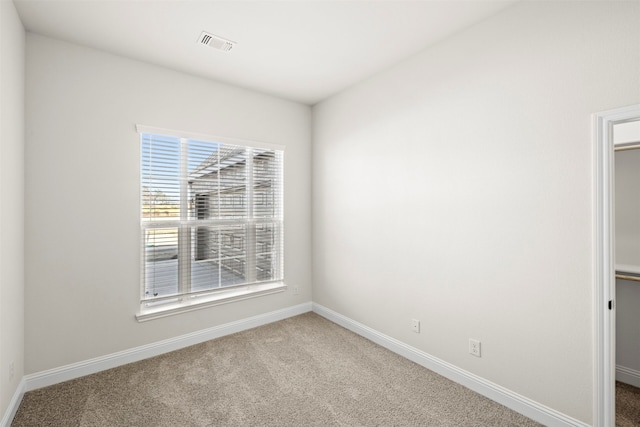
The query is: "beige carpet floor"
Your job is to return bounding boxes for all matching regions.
[13,313,542,426]
[617,381,640,427]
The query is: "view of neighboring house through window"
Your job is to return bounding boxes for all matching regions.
[140,131,284,314]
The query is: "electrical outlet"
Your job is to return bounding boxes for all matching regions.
[9,362,14,381]
[469,339,481,357]
[412,319,420,333]
[292,286,299,295]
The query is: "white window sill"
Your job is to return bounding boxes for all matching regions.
[136,282,287,322]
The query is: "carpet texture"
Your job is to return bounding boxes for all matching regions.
[13,313,542,426]
[617,381,640,427]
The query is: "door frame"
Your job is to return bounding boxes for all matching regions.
[593,103,640,426]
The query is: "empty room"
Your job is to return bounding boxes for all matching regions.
[2,0,640,426]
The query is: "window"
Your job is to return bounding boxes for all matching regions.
[138,127,284,320]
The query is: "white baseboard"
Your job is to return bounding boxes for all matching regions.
[0,378,25,427]
[312,303,589,427]
[24,302,312,393]
[616,364,640,389]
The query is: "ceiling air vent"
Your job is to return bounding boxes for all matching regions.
[198,31,236,52]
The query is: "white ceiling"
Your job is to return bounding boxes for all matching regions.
[13,0,516,105]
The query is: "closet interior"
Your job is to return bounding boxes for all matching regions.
[614,120,640,424]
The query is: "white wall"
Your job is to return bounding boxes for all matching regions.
[615,146,640,269]
[312,1,640,424]
[614,120,640,145]
[616,277,640,385]
[24,34,311,374]
[0,0,25,418]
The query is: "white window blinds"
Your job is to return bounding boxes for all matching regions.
[140,130,284,312]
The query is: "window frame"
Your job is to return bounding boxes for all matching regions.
[136,125,286,322]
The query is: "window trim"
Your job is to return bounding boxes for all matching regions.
[135,281,286,322]
[136,125,286,152]
[136,125,285,321]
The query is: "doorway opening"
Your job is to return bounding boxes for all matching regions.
[593,104,640,426]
